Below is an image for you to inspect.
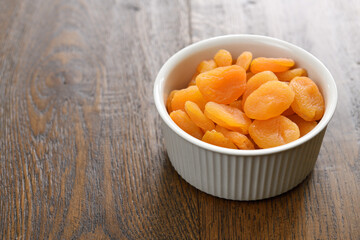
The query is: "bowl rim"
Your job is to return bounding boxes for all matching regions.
[153,34,338,156]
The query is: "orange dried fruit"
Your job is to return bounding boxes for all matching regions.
[275,68,307,82]
[250,57,295,73]
[170,110,203,139]
[204,102,252,134]
[249,116,300,149]
[214,49,232,67]
[287,114,317,137]
[202,130,237,149]
[215,125,255,150]
[289,77,325,121]
[242,71,278,108]
[229,99,243,111]
[244,81,295,120]
[167,49,324,150]
[196,65,246,104]
[185,101,215,132]
[171,85,207,112]
[282,106,295,116]
[197,59,217,73]
[187,72,198,86]
[166,90,178,113]
[236,51,253,71]
[246,72,255,81]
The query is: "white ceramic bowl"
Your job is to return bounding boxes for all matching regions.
[153,35,337,200]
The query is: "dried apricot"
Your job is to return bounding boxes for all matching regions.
[276,68,307,82]
[214,49,232,67]
[246,72,255,81]
[197,59,217,73]
[236,51,252,71]
[202,130,237,149]
[167,49,325,150]
[244,81,295,120]
[187,73,198,86]
[170,110,203,139]
[249,116,300,148]
[204,102,252,134]
[229,99,243,111]
[289,77,325,121]
[287,114,317,137]
[242,71,278,108]
[282,106,295,116]
[250,57,295,73]
[196,65,246,104]
[185,101,215,132]
[215,125,255,150]
[171,85,207,112]
[166,90,178,113]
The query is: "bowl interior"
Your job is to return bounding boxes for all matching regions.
[154,35,337,155]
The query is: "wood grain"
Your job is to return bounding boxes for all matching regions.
[0,0,359,239]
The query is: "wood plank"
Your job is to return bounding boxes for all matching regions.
[0,0,199,239]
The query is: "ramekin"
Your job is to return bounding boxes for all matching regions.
[153,35,337,200]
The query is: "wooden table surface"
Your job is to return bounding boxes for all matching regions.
[1,0,359,239]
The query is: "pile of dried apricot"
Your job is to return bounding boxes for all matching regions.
[167,49,325,149]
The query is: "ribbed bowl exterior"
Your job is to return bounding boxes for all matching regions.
[163,122,326,200]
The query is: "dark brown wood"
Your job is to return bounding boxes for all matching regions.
[1,0,359,239]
